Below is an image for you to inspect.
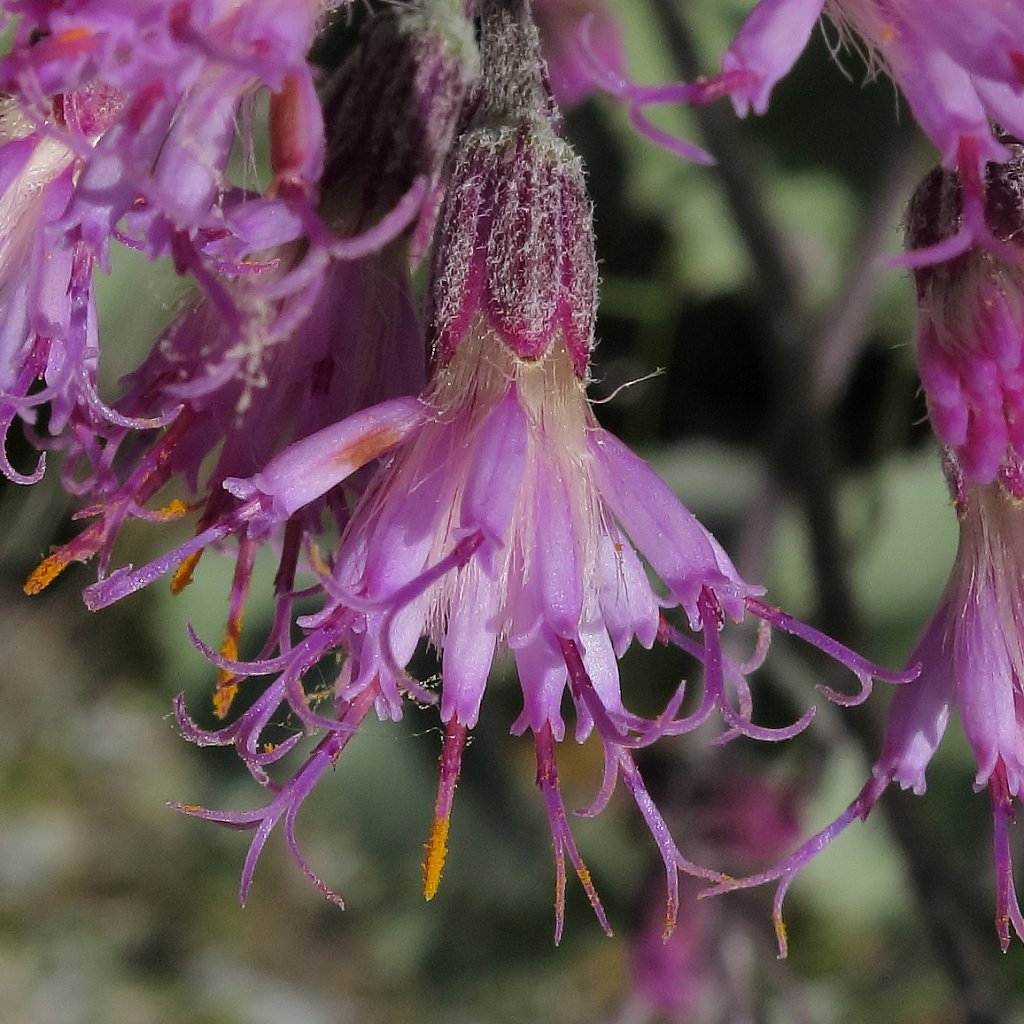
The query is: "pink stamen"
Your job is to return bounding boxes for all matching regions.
[990,760,1024,950]
[703,774,888,957]
[534,723,611,944]
[423,719,469,901]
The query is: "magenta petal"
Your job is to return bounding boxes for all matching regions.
[876,604,955,795]
[721,0,826,116]
[224,397,428,518]
[512,627,569,741]
[574,617,623,741]
[459,386,528,572]
[891,39,1002,169]
[589,428,756,626]
[957,578,1024,791]
[597,526,660,656]
[441,568,499,728]
[535,458,584,637]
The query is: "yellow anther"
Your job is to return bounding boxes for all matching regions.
[56,26,93,45]
[212,682,239,720]
[24,552,70,595]
[154,498,190,520]
[422,815,450,901]
[171,549,204,594]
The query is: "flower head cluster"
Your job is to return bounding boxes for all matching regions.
[22,0,478,720]
[57,0,914,942]
[0,0,334,486]
[1,0,962,958]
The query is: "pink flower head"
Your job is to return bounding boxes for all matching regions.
[723,0,1024,261]
[0,0,338,491]
[321,0,479,259]
[880,482,1024,952]
[0,84,161,487]
[31,1,479,720]
[707,152,1024,956]
[908,142,1024,489]
[709,480,1024,955]
[0,0,329,265]
[721,0,1024,146]
[99,0,912,940]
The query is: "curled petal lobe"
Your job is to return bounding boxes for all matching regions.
[588,428,756,626]
[721,0,826,117]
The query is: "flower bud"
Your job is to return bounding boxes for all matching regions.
[426,0,595,375]
[320,0,478,230]
[906,142,1024,493]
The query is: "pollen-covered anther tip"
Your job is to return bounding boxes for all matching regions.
[422,815,450,901]
[154,498,191,521]
[24,551,71,596]
[213,626,243,717]
[998,913,1012,952]
[171,548,204,594]
[213,680,239,719]
[774,916,790,960]
[55,25,93,46]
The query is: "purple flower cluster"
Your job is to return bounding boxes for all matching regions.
[6,0,1024,962]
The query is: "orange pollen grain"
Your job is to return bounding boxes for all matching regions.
[55,26,93,45]
[335,425,402,474]
[154,498,190,520]
[171,549,204,594]
[878,22,896,44]
[422,815,450,901]
[213,630,242,719]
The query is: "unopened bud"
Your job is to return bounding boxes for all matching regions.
[907,142,1024,493]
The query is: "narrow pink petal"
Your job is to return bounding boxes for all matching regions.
[721,0,826,116]
[225,397,428,519]
[459,386,528,573]
[589,428,755,626]
[535,457,584,637]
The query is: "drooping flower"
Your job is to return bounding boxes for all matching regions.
[84,0,912,940]
[0,83,161,487]
[707,147,1024,954]
[0,0,331,257]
